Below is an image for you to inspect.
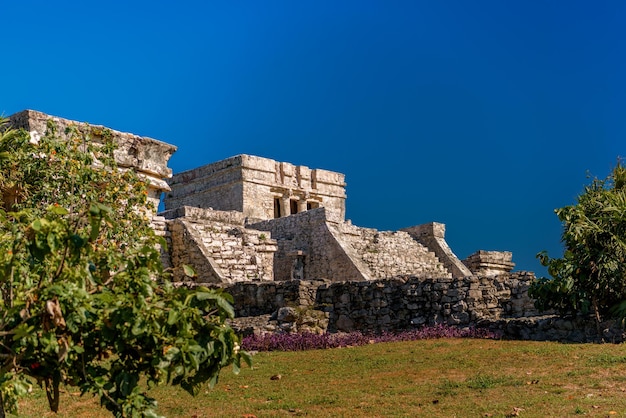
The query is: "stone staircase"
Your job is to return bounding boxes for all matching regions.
[152,215,173,271]
[337,223,451,279]
[162,207,278,283]
[184,220,276,282]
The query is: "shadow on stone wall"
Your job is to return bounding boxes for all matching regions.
[219,273,626,343]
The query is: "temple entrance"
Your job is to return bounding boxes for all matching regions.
[290,199,298,215]
[274,198,281,218]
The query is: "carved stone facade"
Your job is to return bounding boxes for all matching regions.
[164,154,346,222]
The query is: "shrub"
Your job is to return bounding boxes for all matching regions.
[530,160,626,323]
[0,118,250,417]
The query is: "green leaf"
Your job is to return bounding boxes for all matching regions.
[12,324,36,341]
[240,350,253,368]
[13,380,31,397]
[182,264,196,278]
[89,216,101,242]
[217,298,235,319]
[143,410,165,418]
[167,309,179,325]
[131,320,146,336]
[232,358,240,374]
[89,204,100,216]
[31,218,45,231]
[48,205,68,215]
[194,292,214,301]
[164,346,180,361]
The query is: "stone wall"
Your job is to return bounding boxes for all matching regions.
[220,272,538,334]
[165,154,347,222]
[221,279,325,317]
[249,208,367,282]
[163,157,245,215]
[316,272,537,333]
[222,275,626,343]
[486,315,626,343]
[163,206,277,283]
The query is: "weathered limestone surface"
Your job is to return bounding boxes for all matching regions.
[463,250,515,276]
[151,215,173,271]
[316,272,538,333]
[8,110,176,210]
[487,315,626,343]
[247,209,468,282]
[249,208,369,282]
[402,223,472,278]
[337,222,450,279]
[220,279,326,317]
[164,154,346,222]
[162,206,277,284]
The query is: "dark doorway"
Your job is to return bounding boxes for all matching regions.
[307,201,319,210]
[274,198,281,218]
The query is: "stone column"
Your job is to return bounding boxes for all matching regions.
[298,199,307,213]
[281,196,290,217]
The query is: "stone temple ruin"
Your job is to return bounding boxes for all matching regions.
[7,110,516,284]
[160,154,516,284]
[8,110,623,342]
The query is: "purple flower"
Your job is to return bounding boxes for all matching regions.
[241,325,500,352]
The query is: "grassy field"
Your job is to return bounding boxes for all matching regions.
[14,338,626,417]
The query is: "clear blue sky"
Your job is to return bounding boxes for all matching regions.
[1,1,623,275]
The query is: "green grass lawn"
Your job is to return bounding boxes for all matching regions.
[15,338,626,417]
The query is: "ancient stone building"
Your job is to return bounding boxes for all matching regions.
[10,111,615,342]
[164,154,346,222]
[12,111,585,340]
[161,153,516,284]
[6,110,516,285]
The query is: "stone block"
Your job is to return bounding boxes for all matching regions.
[336,315,355,332]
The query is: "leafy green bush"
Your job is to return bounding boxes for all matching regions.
[0,118,249,417]
[530,160,626,323]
